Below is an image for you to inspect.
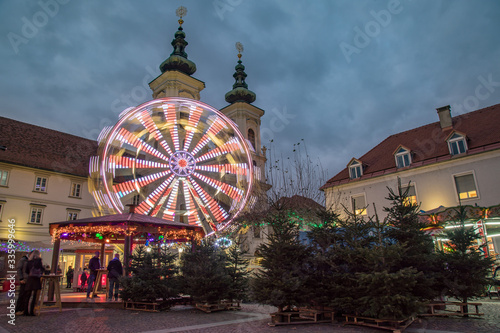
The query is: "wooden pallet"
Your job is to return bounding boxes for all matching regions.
[124,301,171,312]
[343,314,415,333]
[420,302,483,317]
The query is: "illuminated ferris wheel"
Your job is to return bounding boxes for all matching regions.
[89,98,254,236]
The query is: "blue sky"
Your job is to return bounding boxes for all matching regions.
[1,0,500,183]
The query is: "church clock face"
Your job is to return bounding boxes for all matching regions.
[89,97,254,236]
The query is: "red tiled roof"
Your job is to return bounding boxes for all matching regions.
[321,103,500,190]
[0,117,97,177]
[277,195,324,211]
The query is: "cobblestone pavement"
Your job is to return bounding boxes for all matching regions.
[0,297,499,333]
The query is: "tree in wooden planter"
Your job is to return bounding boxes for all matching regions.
[180,238,231,305]
[225,235,250,305]
[440,206,494,314]
[383,179,443,302]
[250,208,312,313]
[120,244,179,308]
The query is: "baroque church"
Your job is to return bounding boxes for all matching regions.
[0,10,268,280]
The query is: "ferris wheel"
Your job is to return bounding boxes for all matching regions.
[89,98,254,236]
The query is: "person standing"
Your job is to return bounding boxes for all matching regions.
[106,253,123,301]
[80,268,88,291]
[66,266,74,288]
[86,251,101,299]
[22,250,43,316]
[15,251,32,315]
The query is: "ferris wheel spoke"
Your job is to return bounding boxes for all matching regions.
[182,105,203,151]
[112,170,171,198]
[182,180,202,226]
[187,176,229,223]
[109,155,170,170]
[192,172,243,201]
[136,110,174,156]
[195,163,248,176]
[135,174,176,215]
[115,128,169,161]
[162,178,180,221]
[162,103,180,152]
[190,117,227,155]
[195,137,242,163]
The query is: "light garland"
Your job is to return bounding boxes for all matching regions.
[0,240,51,253]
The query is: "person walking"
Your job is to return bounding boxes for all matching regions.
[80,268,88,291]
[106,253,123,301]
[86,251,101,300]
[66,266,74,288]
[22,250,43,316]
[15,251,32,315]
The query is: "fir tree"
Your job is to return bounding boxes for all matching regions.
[250,209,311,312]
[120,244,179,305]
[225,235,250,302]
[440,206,494,313]
[180,239,230,304]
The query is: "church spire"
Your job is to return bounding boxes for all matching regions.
[225,42,256,104]
[159,6,196,75]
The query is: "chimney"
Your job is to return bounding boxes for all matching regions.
[436,105,453,130]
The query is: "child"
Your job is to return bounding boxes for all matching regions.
[80,268,88,291]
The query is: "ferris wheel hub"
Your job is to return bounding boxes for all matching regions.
[169,151,196,177]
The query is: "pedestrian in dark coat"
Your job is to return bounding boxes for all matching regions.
[107,253,123,301]
[66,266,74,288]
[86,251,101,299]
[15,251,32,314]
[22,250,43,316]
[80,269,88,290]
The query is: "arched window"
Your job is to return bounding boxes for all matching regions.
[248,129,256,150]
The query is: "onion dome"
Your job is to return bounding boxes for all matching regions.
[225,42,256,104]
[159,6,196,75]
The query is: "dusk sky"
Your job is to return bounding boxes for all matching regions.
[1,0,500,183]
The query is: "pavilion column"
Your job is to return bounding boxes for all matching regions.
[100,242,105,267]
[124,235,131,275]
[48,237,61,301]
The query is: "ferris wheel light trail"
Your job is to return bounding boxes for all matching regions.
[90,97,254,235]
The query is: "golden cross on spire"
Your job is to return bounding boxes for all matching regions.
[236,42,244,59]
[176,6,187,26]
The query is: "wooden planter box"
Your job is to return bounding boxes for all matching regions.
[124,300,171,312]
[195,299,241,313]
[343,314,415,333]
[269,307,334,326]
[420,302,483,317]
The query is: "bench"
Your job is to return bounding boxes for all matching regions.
[421,302,483,317]
[343,314,415,333]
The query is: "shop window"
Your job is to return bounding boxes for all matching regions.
[454,173,478,200]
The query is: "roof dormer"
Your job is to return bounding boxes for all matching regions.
[347,158,363,179]
[393,145,412,168]
[445,131,468,156]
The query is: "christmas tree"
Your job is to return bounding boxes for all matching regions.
[225,234,250,302]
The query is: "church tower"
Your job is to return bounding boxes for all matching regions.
[220,43,266,182]
[149,7,205,100]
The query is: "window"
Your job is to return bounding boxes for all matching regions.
[394,147,411,168]
[454,173,478,200]
[0,202,4,221]
[179,203,186,223]
[351,194,367,215]
[132,194,141,206]
[447,133,467,155]
[248,129,256,150]
[67,212,78,220]
[34,176,48,192]
[70,183,81,198]
[29,207,44,224]
[400,184,417,205]
[0,170,9,186]
[349,161,363,179]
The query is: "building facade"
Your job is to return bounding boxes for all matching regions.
[321,104,500,254]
